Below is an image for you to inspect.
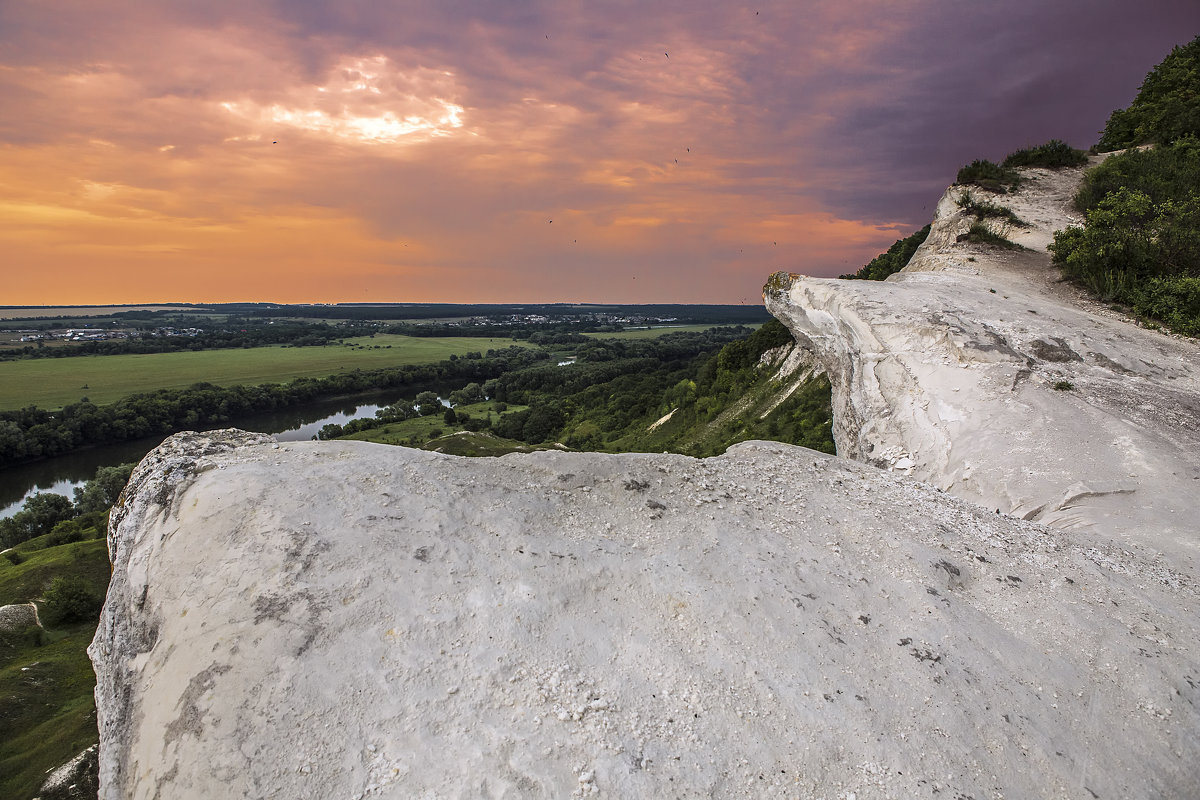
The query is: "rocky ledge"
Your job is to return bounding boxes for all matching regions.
[765,163,1200,566]
[89,429,1199,799]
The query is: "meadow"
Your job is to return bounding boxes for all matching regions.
[0,335,528,410]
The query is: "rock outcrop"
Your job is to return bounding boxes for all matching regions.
[89,164,1200,799]
[765,163,1200,567]
[91,429,1199,798]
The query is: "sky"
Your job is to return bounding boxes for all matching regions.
[1,1,1197,305]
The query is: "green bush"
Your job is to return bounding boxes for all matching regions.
[955,159,1021,193]
[41,575,101,625]
[1132,276,1200,336]
[840,224,931,280]
[1097,35,1200,150]
[1051,187,1200,334]
[1075,136,1200,212]
[47,519,85,547]
[1002,139,1089,169]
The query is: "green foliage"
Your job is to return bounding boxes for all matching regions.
[1074,136,1200,212]
[0,493,75,549]
[0,529,111,800]
[1130,276,1200,336]
[1051,188,1200,286]
[1053,381,1075,391]
[447,382,484,406]
[1001,140,1088,169]
[72,463,134,513]
[0,345,546,468]
[955,159,1021,193]
[0,630,99,800]
[341,321,832,458]
[41,576,101,626]
[1097,35,1200,150]
[955,191,1029,227]
[1079,33,1197,318]
[840,225,932,280]
[414,391,442,416]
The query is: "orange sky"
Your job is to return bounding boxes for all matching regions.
[1,1,1196,304]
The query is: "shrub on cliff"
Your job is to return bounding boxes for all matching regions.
[840,225,931,280]
[955,159,1020,193]
[1074,136,1200,212]
[1002,140,1089,169]
[1050,187,1200,329]
[1097,35,1200,151]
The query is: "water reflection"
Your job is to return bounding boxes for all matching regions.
[0,390,416,520]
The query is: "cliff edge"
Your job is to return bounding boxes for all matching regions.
[87,166,1200,798]
[89,428,1199,798]
[765,163,1200,567]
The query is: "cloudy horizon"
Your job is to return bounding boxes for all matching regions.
[2,1,1197,304]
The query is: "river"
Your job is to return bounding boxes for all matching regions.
[0,390,433,519]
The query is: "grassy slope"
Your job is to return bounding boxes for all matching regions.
[0,335,530,410]
[339,402,530,447]
[602,361,834,457]
[1,534,110,800]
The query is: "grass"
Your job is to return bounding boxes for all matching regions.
[422,431,561,456]
[0,528,110,800]
[339,401,530,446]
[959,221,1028,251]
[582,324,741,340]
[0,335,531,410]
[955,190,1029,227]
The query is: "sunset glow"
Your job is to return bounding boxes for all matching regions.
[1,1,1196,304]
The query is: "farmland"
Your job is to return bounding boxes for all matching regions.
[0,335,529,410]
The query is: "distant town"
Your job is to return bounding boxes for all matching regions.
[17,326,205,344]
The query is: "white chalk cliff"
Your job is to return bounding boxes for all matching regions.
[764,163,1199,563]
[90,164,1200,799]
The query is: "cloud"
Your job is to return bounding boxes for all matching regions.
[0,1,1197,303]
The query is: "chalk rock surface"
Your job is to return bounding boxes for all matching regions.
[765,163,1200,567]
[91,430,1199,799]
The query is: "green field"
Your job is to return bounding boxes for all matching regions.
[0,335,530,410]
[583,324,746,340]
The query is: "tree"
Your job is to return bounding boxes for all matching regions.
[1098,35,1200,150]
[42,575,101,625]
[414,391,442,416]
[21,492,74,536]
[73,463,135,513]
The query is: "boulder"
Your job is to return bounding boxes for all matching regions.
[90,430,1200,798]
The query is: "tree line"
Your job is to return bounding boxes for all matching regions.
[0,346,545,468]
